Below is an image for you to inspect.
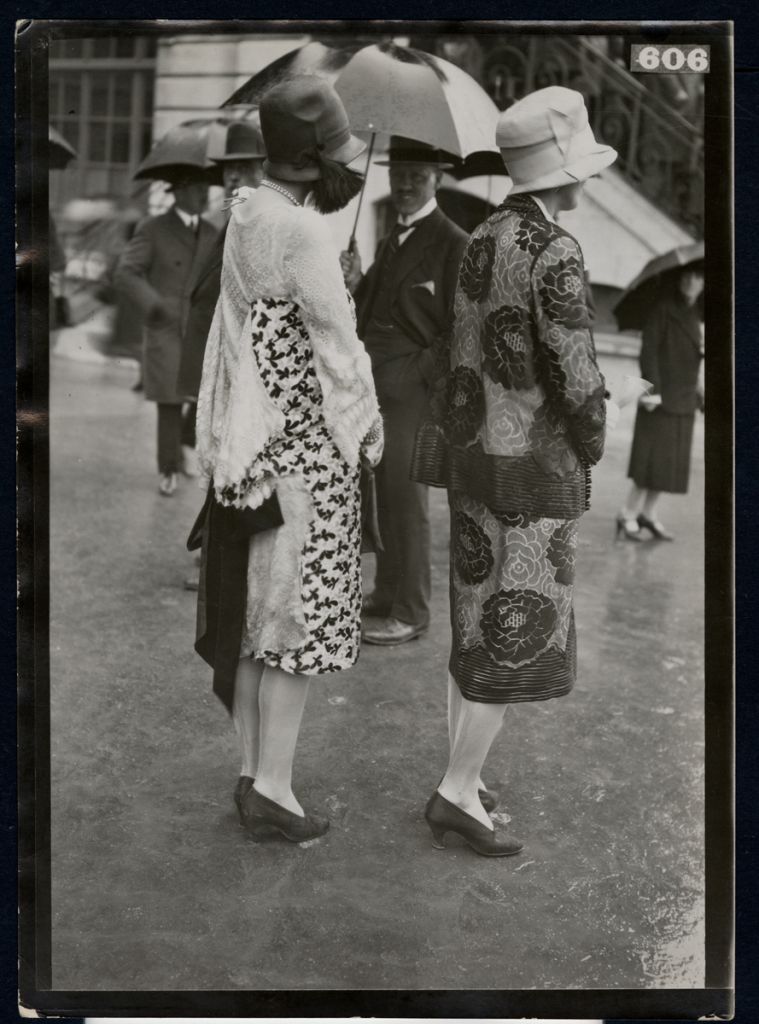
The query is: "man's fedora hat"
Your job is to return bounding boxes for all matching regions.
[210,117,266,163]
[260,75,366,182]
[375,135,454,168]
[496,86,617,194]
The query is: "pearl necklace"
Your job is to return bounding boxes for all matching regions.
[261,179,301,207]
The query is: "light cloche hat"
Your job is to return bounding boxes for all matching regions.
[496,86,617,194]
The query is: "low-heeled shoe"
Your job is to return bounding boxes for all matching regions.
[241,787,329,843]
[424,791,522,857]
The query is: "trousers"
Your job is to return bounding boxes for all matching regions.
[156,402,196,474]
[372,359,431,627]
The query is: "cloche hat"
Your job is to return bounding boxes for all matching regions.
[259,75,366,182]
[375,135,454,168]
[496,86,617,194]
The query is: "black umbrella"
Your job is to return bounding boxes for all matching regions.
[133,119,232,183]
[49,126,78,169]
[613,241,704,332]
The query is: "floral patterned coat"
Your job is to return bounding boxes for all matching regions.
[411,194,607,519]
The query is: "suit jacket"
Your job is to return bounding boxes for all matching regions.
[354,207,467,391]
[178,223,227,399]
[114,208,218,404]
[640,294,703,415]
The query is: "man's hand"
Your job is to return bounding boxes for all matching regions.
[639,393,662,412]
[339,248,362,293]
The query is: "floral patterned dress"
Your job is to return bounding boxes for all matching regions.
[412,195,607,703]
[220,297,363,676]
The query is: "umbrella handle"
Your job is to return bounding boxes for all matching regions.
[347,132,376,253]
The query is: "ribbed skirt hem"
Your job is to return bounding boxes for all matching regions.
[449,616,577,704]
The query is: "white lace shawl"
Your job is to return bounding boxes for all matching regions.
[195,190,382,509]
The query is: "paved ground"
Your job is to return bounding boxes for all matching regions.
[49,349,705,992]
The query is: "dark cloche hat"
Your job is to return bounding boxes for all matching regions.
[260,75,365,182]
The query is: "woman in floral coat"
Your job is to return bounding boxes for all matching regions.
[412,87,616,856]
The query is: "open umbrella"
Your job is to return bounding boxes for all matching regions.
[49,126,78,169]
[613,241,704,332]
[334,44,499,161]
[222,42,501,247]
[133,118,235,183]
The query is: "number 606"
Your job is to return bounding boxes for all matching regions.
[631,44,711,74]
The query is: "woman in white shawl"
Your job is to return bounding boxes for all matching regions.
[195,76,382,843]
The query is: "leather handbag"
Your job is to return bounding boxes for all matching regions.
[186,483,283,552]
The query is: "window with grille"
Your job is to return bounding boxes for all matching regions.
[49,35,157,210]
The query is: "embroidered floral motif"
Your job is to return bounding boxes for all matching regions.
[446,366,484,445]
[538,256,589,330]
[514,217,554,256]
[527,401,579,477]
[502,531,548,589]
[454,512,494,585]
[480,588,558,667]
[481,304,535,390]
[459,235,496,302]
[493,510,539,529]
[546,520,577,585]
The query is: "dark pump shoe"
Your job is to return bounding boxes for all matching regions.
[637,513,675,540]
[424,791,523,857]
[361,617,427,646]
[233,775,255,824]
[241,787,330,843]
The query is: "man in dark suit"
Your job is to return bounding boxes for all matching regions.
[177,119,266,416]
[178,118,266,590]
[340,137,467,645]
[115,169,218,496]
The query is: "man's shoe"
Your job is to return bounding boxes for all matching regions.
[361,617,427,646]
[361,592,389,618]
[158,472,177,497]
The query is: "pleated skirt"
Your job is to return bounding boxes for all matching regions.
[627,407,695,494]
[448,490,578,705]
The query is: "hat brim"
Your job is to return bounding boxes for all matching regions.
[328,132,367,167]
[508,145,618,194]
[266,133,366,181]
[212,152,266,163]
[375,157,454,169]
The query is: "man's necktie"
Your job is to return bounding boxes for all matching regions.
[381,221,413,275]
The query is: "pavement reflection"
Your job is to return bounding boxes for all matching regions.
[49,352,705,991]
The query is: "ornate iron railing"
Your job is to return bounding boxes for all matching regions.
[475,36,704,236]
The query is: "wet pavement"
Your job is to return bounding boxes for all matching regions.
[49,350,705,991]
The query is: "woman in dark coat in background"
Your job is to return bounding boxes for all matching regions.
[616,261,704,541]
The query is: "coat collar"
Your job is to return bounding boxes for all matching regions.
[165,206,199,250]
[190,224,227,296]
